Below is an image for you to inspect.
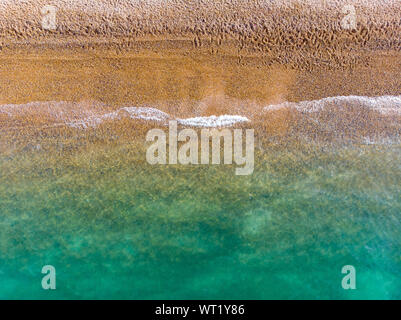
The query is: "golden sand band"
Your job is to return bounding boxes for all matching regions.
[0,47,399,106]
[1,1,400,49]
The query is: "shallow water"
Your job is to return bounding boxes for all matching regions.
[1,122,400,299]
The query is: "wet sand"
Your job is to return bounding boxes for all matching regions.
[1,0,401,300]
[0,48,400,107]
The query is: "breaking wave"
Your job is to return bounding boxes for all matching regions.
[0,95,400,131]
[0,101,250,129]
[263,95,401,115]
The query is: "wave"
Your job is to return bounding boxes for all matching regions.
[1,95,400,131]
[67,107,171,128]
[263,95,401,115]
[0,102,250,129]
[176,115,249,127]
[67,107,249,128]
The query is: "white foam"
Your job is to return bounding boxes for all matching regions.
[263,95,401,115]
[69,107,248,128]
[66,116,104,129]
[0,101,248,129]
[177,115,250,127]
[121,107,170,122]
[2,95,400,131]
[363,136,401,145]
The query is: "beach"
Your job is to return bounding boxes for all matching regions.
[0,0,400,299]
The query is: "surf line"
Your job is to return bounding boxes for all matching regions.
[146,120,254,175]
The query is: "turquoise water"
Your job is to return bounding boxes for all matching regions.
[0,140,401,299]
